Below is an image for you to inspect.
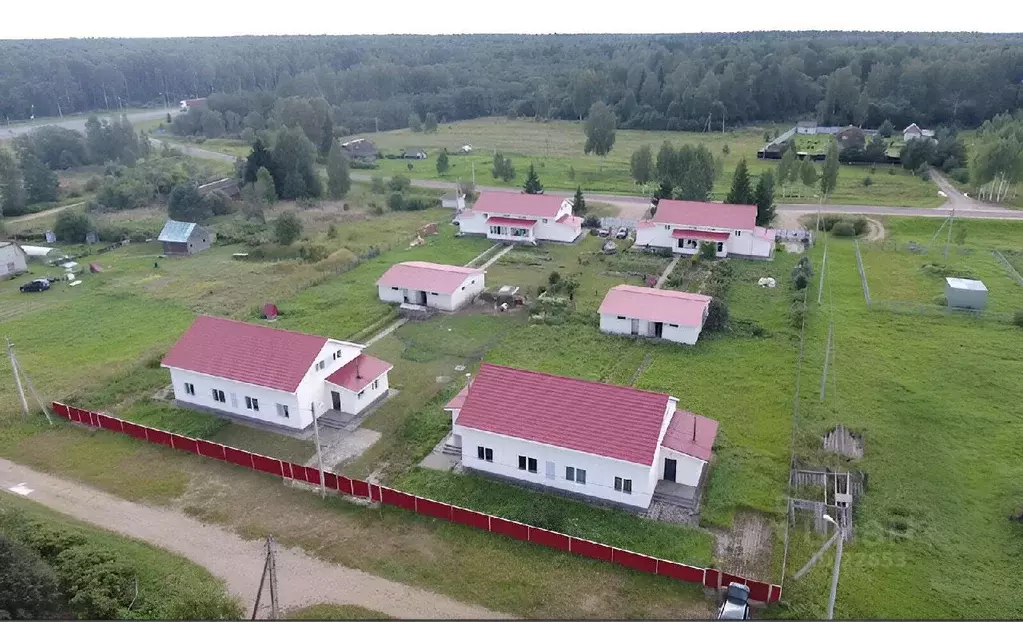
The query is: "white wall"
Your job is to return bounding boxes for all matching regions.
[599,314,703,345]
[751,234,775,258]
[454,426,657,509]
[636,223,771,258]
[455,211,488,236]
[535,219,580,242]
[378,284,406,304]
[0,245,28,279]
[379,273,484,311]
[168,367,307,429]
[657,447,707,487]
[458,200,577,243]
[324,369,390,415]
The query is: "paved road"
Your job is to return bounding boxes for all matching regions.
[0,458,507,620]
[2,108,174,140]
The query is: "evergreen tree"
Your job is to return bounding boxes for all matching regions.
[255,167,276,204]
[878,119,895,138]
[243,139,275,184]
[319,114,334,158]
[820,141,840,198]
[523,163,544,194]
[436,149,450,175]
[753,171,776,226]
[725,158,754,204]
[0,537,61,621]
[800,158,818,196]
[573,186,586,215]
[274,211,303,245]
[326,142,351,200]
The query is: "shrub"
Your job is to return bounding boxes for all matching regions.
[832,221,856,237]
[273,211,303,245]
[1014,310,1023,328]
[84,176,102,192]
[204,190,233,216]
[916,166,930,181]
[387,192,405,211]
[792,256,814,289]
[299,244,329,263]
[387,175,412,193]
[370,176,385,194]
[888,167,896,175]
[862,176,873,187]
[402,197,430,211]
[950,167,970,184]
[327,224,338,239]
[699,241,717,260]
[789,301,806,329]
[582,215,601,228]
[0,536,62,620]
[704,298,728,332]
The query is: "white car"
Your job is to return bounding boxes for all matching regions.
[717,583,751,620]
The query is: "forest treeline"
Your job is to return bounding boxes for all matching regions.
[1,32,1021,133]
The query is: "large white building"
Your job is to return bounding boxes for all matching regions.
[598,285,712,345]
[454,191,583,244]
[376,261,485,311]
[0,242,28,280]
[445,363,718,510]
[636,200,776,259]
[162,316,392,430]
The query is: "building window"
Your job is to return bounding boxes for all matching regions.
[614,477,632,494]
[477,446,494,462]
[543,218,548,223]
[617,315,626,320]
[566,466,586,484]
[518,456,538,473]
[664,225,670,230]
[372,379,380,390]
[276,404,289,418]
[391,286,399,290]
[490,225,503,235]
[734,230,742,236]
[669,323,679,328]
[316,360,326,371]
[716,242,724,252]
[430,292,439,296]
[211,389,226,403]
[245,396,259,411]
[184,382,195,396]
[358,390,365,399]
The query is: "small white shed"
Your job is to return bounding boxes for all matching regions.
[945,277,987,310]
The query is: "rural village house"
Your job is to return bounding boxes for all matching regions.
[340,138,379,160]
[636,200,776,259]
[903,123,936,142]
[454,191,583,244]
[162,316,392,430]
[598,285,712,345]
[158,220,214,256]
[0,241,29,280]
[445,363,718,510]
[376,261,485,311]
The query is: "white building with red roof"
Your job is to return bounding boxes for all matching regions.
[444,363,718,510]
[598,285,712,345]
[162,316,392,430]
[454,191,583,244]
[376,261,485,311]
[635,200,776,259]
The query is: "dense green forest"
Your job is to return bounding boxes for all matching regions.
[2,33,1022,132]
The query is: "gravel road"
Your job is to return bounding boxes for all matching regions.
[0,458,508,620]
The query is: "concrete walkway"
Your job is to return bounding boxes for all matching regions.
[475,244,514,270]
[0,458,507,620]
[655,256,681,289]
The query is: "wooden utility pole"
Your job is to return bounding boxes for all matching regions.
[251,536,280,620]
[6,337,30,417]
[311,402,326,499]
[944,209,955,261]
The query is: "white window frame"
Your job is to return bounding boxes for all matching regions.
[184,382,195,396]
[276,403,289,418]
[211,388,226,403]
[372,379,379,390]
[477,446,493,462]
[614,477,632,494]
[245,396,259,411]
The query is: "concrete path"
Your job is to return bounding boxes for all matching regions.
[655,256,681,289]
[0,458,506,620]
[475,244,514,270]
[364,318,407,347]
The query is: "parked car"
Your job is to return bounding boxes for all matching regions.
[717,583,751,620]
[19,279,51,293]
[597,228,611,237]
[615,227,629,239]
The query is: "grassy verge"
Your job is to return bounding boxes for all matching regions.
[0,492,241,619]
[286,604,392,619]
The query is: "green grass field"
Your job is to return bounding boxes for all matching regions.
[286,604,392,619]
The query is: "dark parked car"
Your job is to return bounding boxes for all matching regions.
[20,279,51,293]
[717,583,751,620]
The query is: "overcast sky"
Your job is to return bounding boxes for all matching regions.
[1,0,1020,38]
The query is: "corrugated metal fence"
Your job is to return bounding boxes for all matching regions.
[50,401,782,604]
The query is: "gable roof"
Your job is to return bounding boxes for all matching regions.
[650,200,755,231]
[158,220,198,243]
[661,411,718,461]
[455,364,672,465]
[162,316,335,393]
[376,261,482,294]
[473,191,566,218]
[326,354,393,392]
[599,285,712,327]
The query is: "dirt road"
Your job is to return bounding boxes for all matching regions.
[5,201,83,224]
[2,109,173,140]
[0,458,507,620]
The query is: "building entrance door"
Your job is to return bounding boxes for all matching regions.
[331,391,342,411]
[664,458,677,482]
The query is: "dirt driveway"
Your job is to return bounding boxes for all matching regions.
[0,458,507,620]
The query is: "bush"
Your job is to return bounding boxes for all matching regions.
[349,159,378,170]
[402,196,431,211]
[888,167,896,175]
[950,167,970,184]
[916,166,930,181]
[204,190,233,216]
[704,298,728,332]
[832,221,856,237]
[862,176,873,187]
[387,191,405,211]
[387,175,412,193]
[1014,310,1023,328]
[273,211,303,245]
[789,301,806,329]
[792,256,814,290]
[299,244,329,263]
[582,215,601,228]
[699,241,717,260]
[327,224,338,239]
[370,176,386,194]
[84,176,102,192]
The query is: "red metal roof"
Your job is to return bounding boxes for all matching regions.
[376,261,482,294]
[445,385,470,410]
[661,411,718,461]
[161,316,329,393]
[474,191,566,218]
[651,200,755,230]
[486,216,537,227]
[599,285,712,326]
[455,364,672,465]
[671,228,730,241]
[325,354,393,392]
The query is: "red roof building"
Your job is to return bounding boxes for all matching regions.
[661,411,718,462]
[651,200,756,230]
[454,191,582,244]
[161,316,392,430]
[445,363,718,509]
[636,199,775,260]
[599,285,712,329]
[472,191,568,218]
[376,261,486,311]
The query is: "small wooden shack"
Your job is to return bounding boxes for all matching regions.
[158,220,214,256]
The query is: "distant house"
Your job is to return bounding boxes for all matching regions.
[401,148,428,160]
[0,242,28,280]
[635,200,775,259]
[376,261,485,311]
[179,98,208,113]
[836,126,866,150]
[162,316,393,430]
[445,363,719,510]
[158,220,214,256]
[341,138,379,160]
[795,121,818,135]
[198,178,241,199]
[441,193,466,210]
[454,191,583,244]
[598,285,712,345]
[903,123,936,142]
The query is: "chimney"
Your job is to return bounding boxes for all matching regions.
[355,355,362,380]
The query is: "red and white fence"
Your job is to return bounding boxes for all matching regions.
[51,401,782,604]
